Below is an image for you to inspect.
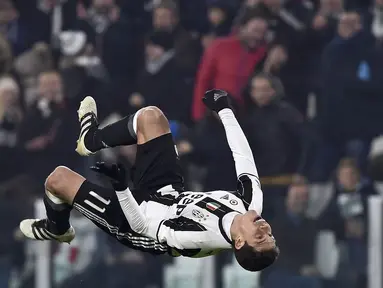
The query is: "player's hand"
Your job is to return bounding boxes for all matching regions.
[90,162,128,191]
[202,89,231,113]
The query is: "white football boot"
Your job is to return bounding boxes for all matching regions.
[75,96,99,156]
[19,219,75,243]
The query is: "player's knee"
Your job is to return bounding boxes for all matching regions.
[136,106,170,138]
[138,106,165,126]
[45,166,72,196]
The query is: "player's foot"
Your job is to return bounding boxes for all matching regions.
[76,96,98,156]
[19,219,75,243]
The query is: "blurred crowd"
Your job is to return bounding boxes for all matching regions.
[1,0,383,287]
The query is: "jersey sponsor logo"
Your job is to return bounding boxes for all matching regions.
[176,193,204,215]
[230,199,238,205]
[206,202,221,212]
[220,194,229,200]
[192,209,204,219]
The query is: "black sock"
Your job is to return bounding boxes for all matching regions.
[43,195,71,235]
[84,114,137,152]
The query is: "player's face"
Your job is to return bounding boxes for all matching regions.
[240,210,275,252]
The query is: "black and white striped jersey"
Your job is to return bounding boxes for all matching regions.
[153,173,262,257]
[116,108,264,257]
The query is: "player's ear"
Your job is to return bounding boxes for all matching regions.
[234,236,245,250]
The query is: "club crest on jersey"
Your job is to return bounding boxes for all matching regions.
[206,202,220,211]
[192,209,204,219]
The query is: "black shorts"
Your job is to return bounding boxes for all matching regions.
[72,133,184,254]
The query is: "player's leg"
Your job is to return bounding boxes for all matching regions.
[20,165,170,253]
[135,106,171,143]
[19,166,84,242]
[130,106,184,201]
[76,95,173,154]
[20,166,126,242]
[76,95,168,155]
[76,96,183,197]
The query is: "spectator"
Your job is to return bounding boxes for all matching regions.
[59,30,104,81]
[303,0,340,98]
[78,0,138,97]
[17,71,79,182]
[81,0,121,35]
[242,73,309,218]
[100,1,139,87]
[152,0,201,74]
[129,30,191,124]
[320,158,376,288]
[316,11,383,180]
[0,76,23,182]
[36,0,77,32]
[201,3,233,49]
[243,73,308,177]
[254,0,318,114]
[58,30,107,112]
[336,159,377,288]
[0,0,49,56]
[264,179,322,288]
[336,158,377,200]
[14,42,54,107]
[192,8,268,121]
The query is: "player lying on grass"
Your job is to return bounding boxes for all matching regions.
[20,89,279,271]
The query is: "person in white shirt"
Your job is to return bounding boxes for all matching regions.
[20,89,279,271]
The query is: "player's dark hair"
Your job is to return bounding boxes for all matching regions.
[234,242,279,272]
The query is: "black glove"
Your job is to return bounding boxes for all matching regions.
[202,89,231,113]
[90,162,128,191]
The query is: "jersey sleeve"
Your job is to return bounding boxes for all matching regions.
[237,174,263,214]
[218,108,263,215]
[115,188,160,239]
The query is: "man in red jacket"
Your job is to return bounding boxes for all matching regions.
[192,9,269,121]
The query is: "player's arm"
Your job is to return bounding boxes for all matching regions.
[202,90,263,215]
[90,162,158,238]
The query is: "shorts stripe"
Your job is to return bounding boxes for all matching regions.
[74,204,166,248]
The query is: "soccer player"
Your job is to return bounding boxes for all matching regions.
[20,89,279,271]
